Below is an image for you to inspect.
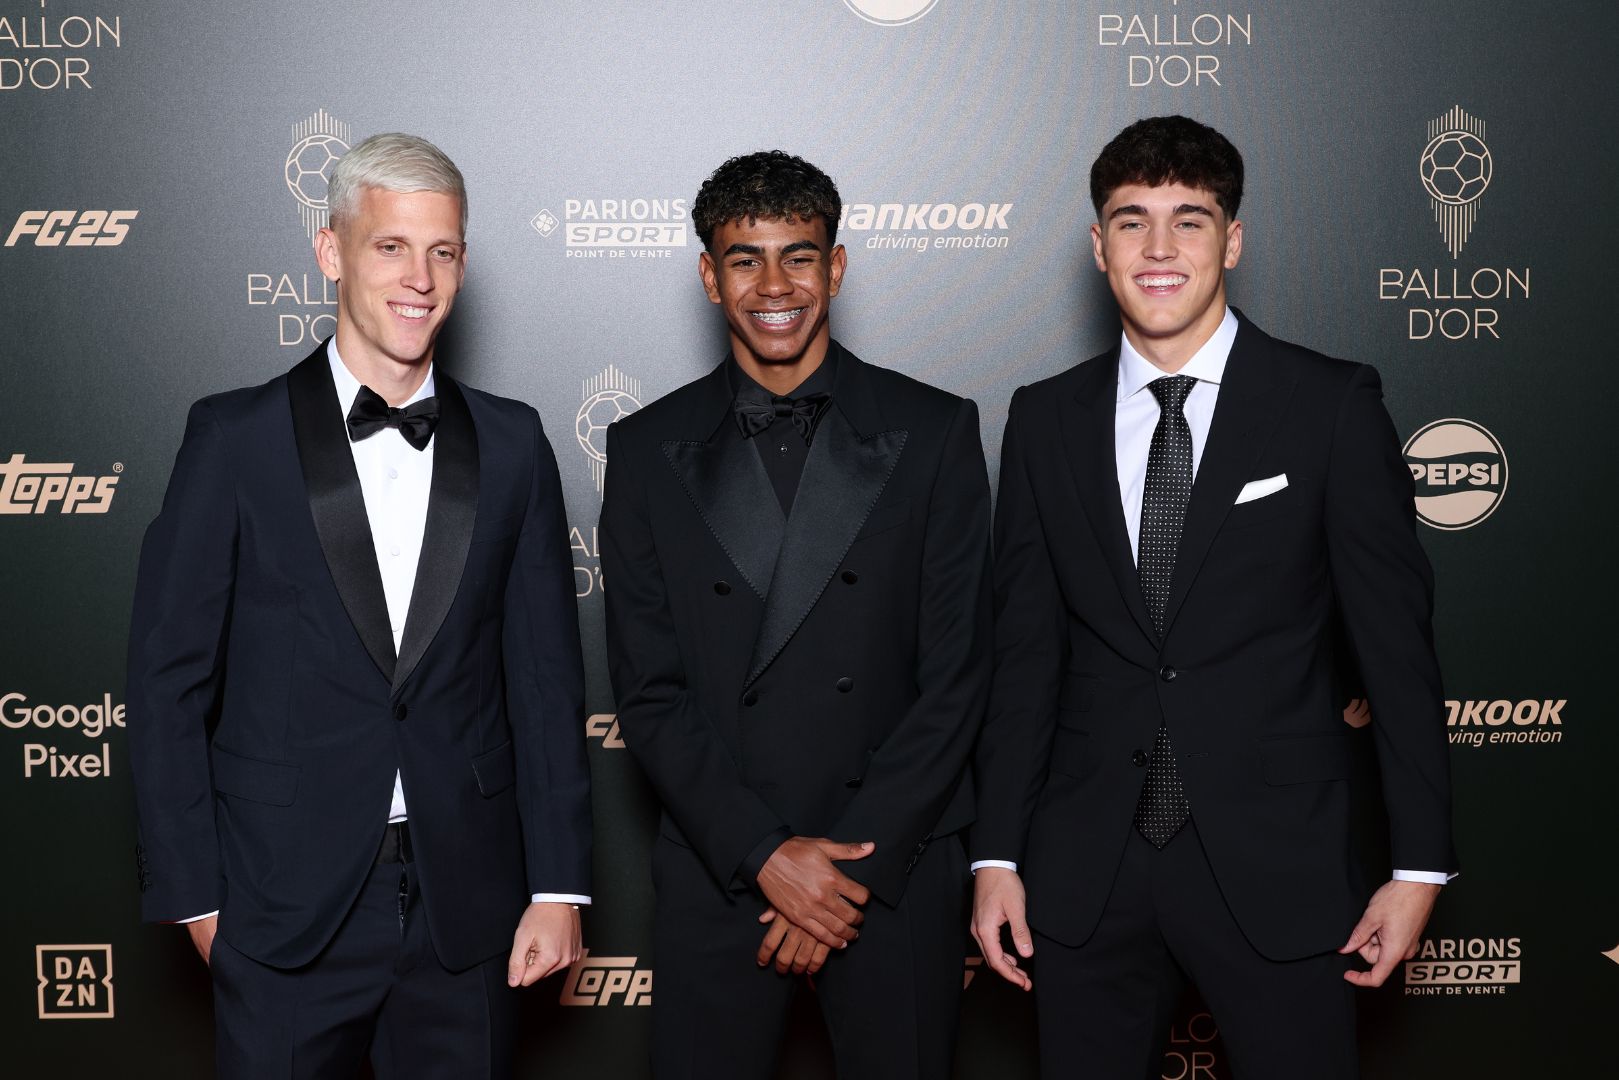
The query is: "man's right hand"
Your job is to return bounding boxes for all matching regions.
[971,867,1033,991]
[754,837,874,950]
[186,914,218,966]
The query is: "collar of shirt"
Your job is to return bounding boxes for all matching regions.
[1116,307,1238,403]
[725,346,837,402]
[326,337,437,419]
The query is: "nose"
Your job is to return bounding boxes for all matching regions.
[1144,221,1176,261]
[757,257,791,298]
[400,250,433,293]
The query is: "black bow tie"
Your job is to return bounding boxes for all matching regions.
[733,386,832,445]
[346,385,439,451]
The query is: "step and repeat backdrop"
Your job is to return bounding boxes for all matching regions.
[3,1,1615,1075]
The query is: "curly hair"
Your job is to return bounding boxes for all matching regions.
[692,150,842,250]
[1090,115,1244,220]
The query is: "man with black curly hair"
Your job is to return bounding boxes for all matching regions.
[601,150,992,1078]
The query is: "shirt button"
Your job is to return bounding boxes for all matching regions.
[1132,749,1148,767]
[387,467,398,480]
[390,545,401,557]
[778,444,789,454]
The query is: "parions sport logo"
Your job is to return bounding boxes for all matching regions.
[1402,419,1506,530]
[1404,937,1521,997]
[530,198,688,258]
[841,0,940,26]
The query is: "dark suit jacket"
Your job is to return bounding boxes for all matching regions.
[127,344,590,971]
[600,342,991,905]
[973,312,1456,961]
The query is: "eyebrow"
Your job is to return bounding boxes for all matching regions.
[371,233,464,248]
[1107,203,1215,222]
[722,240,823,257]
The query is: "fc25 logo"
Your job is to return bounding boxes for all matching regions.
[6,210,137,247]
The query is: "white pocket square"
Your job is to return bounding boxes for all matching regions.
[1234,473,1288,505]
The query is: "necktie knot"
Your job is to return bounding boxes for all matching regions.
[1148,374,1197,411]
[733,386,832,444]
[346,385,439,451]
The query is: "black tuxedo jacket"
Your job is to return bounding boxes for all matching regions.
[127,344,590,971]
[973,313,1456,960]
[600,343,991,905]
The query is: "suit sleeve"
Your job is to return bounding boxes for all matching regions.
[1324,365,1457,874]
[126,400,237,922]
[970,387,1068,866]
[600,422,787,886]
[504,409,593,896]
[829,397,993,904]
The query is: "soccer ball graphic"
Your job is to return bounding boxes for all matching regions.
[285,133,350,210]
[576,389,641,463]
[1419,131,1491,206]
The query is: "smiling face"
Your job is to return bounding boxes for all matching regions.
[1091,181,1242,371]
[315,186,466,379]
[699,215,845,387]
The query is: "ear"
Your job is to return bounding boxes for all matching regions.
[314,225,341,283]
[827,244,847,298]
[1223,218,1243,270]
[1090,221,1107,273]
[698,249,722,304]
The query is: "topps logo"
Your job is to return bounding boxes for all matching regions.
[6,210,137,247]
[36,945,114,1019]
[1,455,119,514]
[585,713,624,749]
[559,950,652,1006]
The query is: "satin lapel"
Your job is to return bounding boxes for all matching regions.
[287,349,396,682]
[394,376,478,693]
[1060,352,1159,650]
[1160,323,1296,640]
[746,349,906,686]
[663,364,785,599]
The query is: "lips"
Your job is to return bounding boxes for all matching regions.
[749,307,806,328]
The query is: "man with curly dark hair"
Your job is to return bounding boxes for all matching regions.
[602,150,992,1078]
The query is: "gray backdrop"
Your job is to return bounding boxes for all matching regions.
[4,0,1616,1075]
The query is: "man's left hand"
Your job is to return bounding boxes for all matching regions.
[756,906,832,975]
[507,902,582,987]
[1339,879,1441,987]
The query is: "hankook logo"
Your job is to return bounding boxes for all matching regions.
[286,109,352,242]
[842,0,940,26]
[1402,419,1506,531]
[1420,106,1491,259]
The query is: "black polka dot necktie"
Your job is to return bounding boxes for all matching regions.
[1133,374,1196,848]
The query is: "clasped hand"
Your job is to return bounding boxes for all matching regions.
[754,836,874,975]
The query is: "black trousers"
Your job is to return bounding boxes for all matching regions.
[1032,825,1357,1080]
[650,832,969,1080]
[211,844,516,1079]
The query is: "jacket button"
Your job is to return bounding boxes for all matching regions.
[841,570,859,585]
[714,581,731,595]
[742,689,759,707]
[835,677,854,693]
[1132,749,1148,767]
[1158,665,1177,683]
[845,776,863,788]
[394,703,408,721]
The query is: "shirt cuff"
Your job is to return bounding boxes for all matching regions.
[1392,869,1456,885]
[970,860,1019,874]
[530,893,591,906]
[177,911,219,924]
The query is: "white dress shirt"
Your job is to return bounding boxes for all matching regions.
[972,309,1450,886]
